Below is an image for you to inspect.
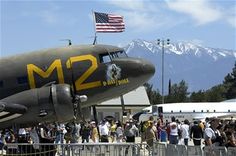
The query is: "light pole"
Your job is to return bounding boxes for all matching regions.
[157,39,170,104]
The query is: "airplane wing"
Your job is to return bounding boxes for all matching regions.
[0,102,27,122]
[193,113,236,121]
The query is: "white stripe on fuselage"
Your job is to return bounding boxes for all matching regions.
[0,111,9,117]
[0,114,22,122]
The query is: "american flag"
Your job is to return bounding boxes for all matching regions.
[94,12,125,33]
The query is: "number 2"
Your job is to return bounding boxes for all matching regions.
[66,55,102,91]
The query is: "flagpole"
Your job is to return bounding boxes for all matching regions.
[92,10,97,45]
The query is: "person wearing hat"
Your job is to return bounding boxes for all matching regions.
[204,117,222,146]
[124,120,138,143]
[145,121,157,150]
[124,120,139,155]
[110,120,117,143]
[91,121,99,143]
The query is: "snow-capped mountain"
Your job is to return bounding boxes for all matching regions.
[124,39,236,93]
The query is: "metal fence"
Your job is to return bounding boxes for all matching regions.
[1,143,151,156]
[1,142,236,156]
[153,142,236,156]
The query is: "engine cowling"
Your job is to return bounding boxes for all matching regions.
[1,84,75,128]
[50,84,74,122]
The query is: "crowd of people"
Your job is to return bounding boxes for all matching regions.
[139,115,236,149]
[0,119,139,154]
[0,115,235,154]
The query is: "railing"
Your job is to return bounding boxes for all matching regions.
[1,143,151,156]
[1,142,236,156]
[153,142,236,156]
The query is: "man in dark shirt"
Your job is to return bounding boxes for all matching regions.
[190,121,203,146]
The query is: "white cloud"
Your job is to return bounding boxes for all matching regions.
[225,6,236,28]
[122,11,157,32]
[104,0,180,33]
[107,0,146,11]
[121,10,184,33]
[104,0,235,32]
[165,0,222,25]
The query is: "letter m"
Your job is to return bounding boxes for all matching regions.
[27,59,64,89]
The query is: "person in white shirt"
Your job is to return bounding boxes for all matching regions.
[18,128,27,144]
[205,117,210,128]
[180,119,190,146]
[29,127,40,149]
[18,128,26,136]
[99,119,110,152]
[99,120,109,143]
[204,118,221,146]
[169,116,178,144]
[116,122,124,143]
[55,123,66,144]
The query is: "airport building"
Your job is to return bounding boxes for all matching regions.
[96,86,150,122]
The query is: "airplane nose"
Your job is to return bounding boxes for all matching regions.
[110,57,155,87]
[140,59,155,77]
[124,58,155,83]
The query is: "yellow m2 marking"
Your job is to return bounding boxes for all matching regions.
[27,59,64,89]
[27,55,101,91]
[66,55,101,91]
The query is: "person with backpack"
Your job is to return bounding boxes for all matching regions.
[204,117,222,146]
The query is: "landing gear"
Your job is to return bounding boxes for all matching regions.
[73,95,88,121]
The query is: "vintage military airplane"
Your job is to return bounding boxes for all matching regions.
[0,44,155,129]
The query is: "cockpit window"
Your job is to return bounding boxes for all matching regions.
[100,54,111,63]
[100,50,127,63]
[110,50,127,58]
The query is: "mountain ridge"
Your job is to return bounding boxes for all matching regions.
[124,39,236,93]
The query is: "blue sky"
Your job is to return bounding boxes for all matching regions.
[1,0,236,57]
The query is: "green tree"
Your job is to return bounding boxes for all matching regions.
[145,62,236,103]
[223,62,236,99]
[205,84,226,102]
[190,90,206,102]
[166,80,189,103]
[144,83,162,104]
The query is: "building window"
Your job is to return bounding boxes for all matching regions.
[0,81,3,88]
[17,76,28,84]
